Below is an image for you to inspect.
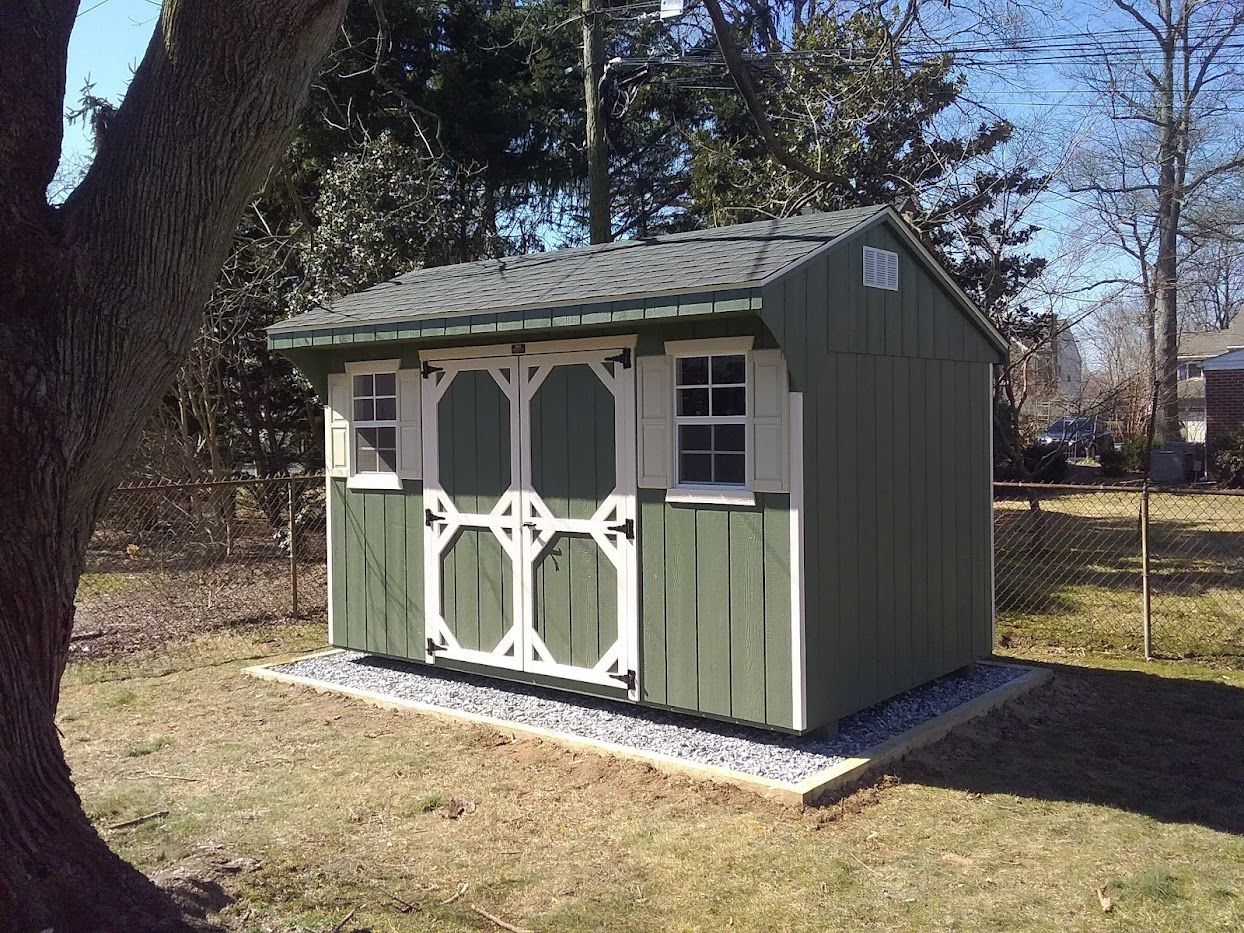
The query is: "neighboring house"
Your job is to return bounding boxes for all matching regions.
[269,205,1005,737]
[1015,321,1084,426]
[1178,317,1244,442]
[1204,347,1244,453]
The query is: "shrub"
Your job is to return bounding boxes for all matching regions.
[1119,435,1160,473]
[1098,445,1126,478]
[1210,430,1244,488]
[1024,443,1069,483]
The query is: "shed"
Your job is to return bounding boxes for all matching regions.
[270,205,1005,735]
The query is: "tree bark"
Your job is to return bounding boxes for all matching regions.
[582,0,611,244]
[0,0,346,928]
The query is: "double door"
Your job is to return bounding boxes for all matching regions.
[421,343,638,695]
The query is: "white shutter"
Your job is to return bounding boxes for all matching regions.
[749,349,789,493]
[637,354,674,489]
[397,368,422,480]
[325,373,351,479]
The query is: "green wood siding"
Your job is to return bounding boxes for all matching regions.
[763,216,995,728]
[331,479,424,656]
[638,489,793,729]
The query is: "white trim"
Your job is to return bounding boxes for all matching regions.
[664,336,755,356]
[987,366,997,649]
[344,358,402,374]
[788,392,807,731]
[346,473,403,491]
[325,471,336,644]
[664,487,755,507]
[420,334,637,363]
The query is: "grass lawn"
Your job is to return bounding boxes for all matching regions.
[61,624,1244,931]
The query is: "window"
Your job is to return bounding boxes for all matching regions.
[1178,362,1203,381]
[862,246,899,290]
[675,352,747,487]
[352,371,398,474]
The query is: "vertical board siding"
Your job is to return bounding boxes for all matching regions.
[330,479,424,658]
[638,489,792,729]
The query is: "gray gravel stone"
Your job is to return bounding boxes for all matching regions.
[273,653,1025,784]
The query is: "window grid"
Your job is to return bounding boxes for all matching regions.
[674,353,747,488]
[352,372,398,474]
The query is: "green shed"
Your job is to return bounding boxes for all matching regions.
[270,205,1005,735]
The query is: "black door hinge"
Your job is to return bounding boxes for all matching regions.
[421,361,444,378]
[610,669,636,690]
[427,638,446,655]
[604,348,632,369]
[425,508,444,527]
[606,517,634,540]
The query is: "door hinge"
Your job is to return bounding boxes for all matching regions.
[427,638,446,655]
[606,517,634,540]
[610,669,636,690]
[425,508,444,527]
[604,348,632,369]
[421,361,444,378]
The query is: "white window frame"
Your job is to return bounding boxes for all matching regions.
[345,359,403,491]
[664,336,755,506]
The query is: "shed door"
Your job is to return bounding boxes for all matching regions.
[422,345,637,695]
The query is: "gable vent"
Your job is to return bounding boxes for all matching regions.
[862,246,899,291]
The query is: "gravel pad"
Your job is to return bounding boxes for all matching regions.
[272,652,1026,784]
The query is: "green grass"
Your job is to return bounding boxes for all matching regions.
[59,625,1244,931]
[119,737,172,758]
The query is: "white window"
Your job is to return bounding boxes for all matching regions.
[352,371,398,474]
[334,359,413,491]
[863,245,899,290]
[665,337,754,496]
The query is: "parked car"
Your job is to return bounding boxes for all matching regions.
[1037,416,1113,458]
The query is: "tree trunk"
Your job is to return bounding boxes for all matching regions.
[582,0,610,244]
[1153,18,1182,442]
[0,0,346,927]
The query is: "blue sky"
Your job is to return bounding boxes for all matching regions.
[62,0,157,165]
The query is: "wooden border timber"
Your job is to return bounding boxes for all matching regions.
[243,656,1051,807]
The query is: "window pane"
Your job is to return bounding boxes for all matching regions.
[714,453,745,485]
[374,397,397,421]
[677,356,709,386]
[378,446,398,472]
[711,386,745,416]
[376,427,396,450]
[711,354,745,385]
[714,424,745,452]
[353,398,375,421]
[678,388,710,417]
[374,372,396,396]
[356,427,376,451]
[680,453,712,484]
[353,374,373,398]
[680,424,712,451]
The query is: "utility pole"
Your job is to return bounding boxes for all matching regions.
[582,0,610,244]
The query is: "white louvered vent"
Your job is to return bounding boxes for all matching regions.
[862,246,899,291]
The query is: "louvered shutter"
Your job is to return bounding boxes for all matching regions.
[397,369,422,480]
[325,373,351,478]
[637,354,674,489]
[749,350,789,492]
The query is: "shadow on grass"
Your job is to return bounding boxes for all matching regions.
[889,662,1244,836]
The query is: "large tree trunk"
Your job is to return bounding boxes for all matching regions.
[0,1,346,928]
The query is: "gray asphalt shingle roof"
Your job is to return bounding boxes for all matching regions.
[1180,318,1244,360]
[269,205,886,334]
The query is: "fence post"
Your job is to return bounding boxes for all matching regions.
[1140,483,1152,660]
[288,479,300,617]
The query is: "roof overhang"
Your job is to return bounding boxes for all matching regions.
[1203,348,1244,372]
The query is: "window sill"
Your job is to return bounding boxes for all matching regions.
[346,473,404,491]
[665,486,755,507]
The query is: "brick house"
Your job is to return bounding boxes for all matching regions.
[1204,348,1244,455]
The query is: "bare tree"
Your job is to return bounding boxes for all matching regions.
[1067,0,1244,439]
[0,0,346,927]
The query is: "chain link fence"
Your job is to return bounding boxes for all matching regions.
[995,483,1244,664]
[74,475,326,658]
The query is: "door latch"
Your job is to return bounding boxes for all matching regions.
[604,348,632,369]
[425,508,444,527]
[610,669,636,691]
[606,518,634,540]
